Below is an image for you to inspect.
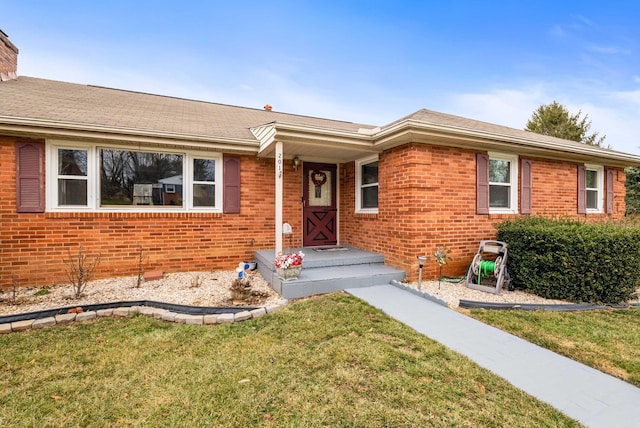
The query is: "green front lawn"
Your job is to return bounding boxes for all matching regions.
[469,308,640,387]
[0,294,578,427]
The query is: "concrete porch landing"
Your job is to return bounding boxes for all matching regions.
[255,246,405,299]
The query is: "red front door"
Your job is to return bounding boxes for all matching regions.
[303,163,337,247]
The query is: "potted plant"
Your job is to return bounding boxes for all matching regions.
[274,251,305,280]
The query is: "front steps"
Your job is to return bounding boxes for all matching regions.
[254,246,406,299]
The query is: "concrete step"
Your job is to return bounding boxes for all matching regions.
[253,246,406,299]
[254,247,385,270]
[270,263,405,299]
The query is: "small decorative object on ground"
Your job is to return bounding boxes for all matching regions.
[231,262,253,300]
[434,245,451,289]
[274,251,304,280]
[230,277,252,300]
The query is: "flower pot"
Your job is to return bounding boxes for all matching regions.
[277,265,302,281]
[243,260,257,271]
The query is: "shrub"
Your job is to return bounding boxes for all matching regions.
[497,216,640,304]
[64,244,101,299]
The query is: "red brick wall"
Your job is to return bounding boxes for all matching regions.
[340,143,625,281]
[0,137,303,288]
[0,135,627,287]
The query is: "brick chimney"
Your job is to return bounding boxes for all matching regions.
[0,29,19,81]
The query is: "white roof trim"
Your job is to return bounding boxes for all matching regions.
[0,115,259,153]
[372,119,640,166]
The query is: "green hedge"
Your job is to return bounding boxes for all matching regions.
[496,216,640,304]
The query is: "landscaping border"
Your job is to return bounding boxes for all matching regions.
[0,300,288,334]
[459,300,640,311]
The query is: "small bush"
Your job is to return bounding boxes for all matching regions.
[497,216,640,304]
[64,244,101,299]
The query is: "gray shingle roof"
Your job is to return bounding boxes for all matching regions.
[1,76,638,166]
[0,76,372,141]
[387,108,601,152]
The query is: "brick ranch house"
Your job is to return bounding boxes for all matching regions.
[2,31,640,290]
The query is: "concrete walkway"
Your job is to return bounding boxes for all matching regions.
[346,284,640,428]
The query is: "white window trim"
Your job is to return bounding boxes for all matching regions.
[585,164,604,213]
[46,140,223,213]
[355,154,379,214]
[48,141,95,210]
[488,152,519,214]
[188,155,221,211]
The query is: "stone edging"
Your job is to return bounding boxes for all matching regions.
[0,302,288,334]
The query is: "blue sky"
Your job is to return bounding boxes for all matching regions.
[3,1,640,154]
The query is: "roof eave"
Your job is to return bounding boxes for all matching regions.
[373,119,640,168]
[252,121,376,160]
[0,116,259,153]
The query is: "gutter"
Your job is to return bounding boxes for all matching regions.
[0,116,260,153]
[373,119,640,167]
[4,113,640,167]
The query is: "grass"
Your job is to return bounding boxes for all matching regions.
[468,307,640,387]
[0,294,579,427]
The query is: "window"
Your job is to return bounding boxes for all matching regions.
[488,153,518,213]
[193,158,216,207]
[355,155,379,213]
[47,141,222,211]
[585,165,604,212]
[56,148,89,206]
[100,149,183,207]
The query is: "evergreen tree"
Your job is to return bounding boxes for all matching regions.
[525,101,606,147]
[625,167,640,215]
[524,102,640,216]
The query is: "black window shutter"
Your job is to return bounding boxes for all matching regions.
[520,158,532,214]
[16,141,45,213]
[223,156,241,213]
[577,165,586,214]
[606,168,614,214]
[476,153,489,214]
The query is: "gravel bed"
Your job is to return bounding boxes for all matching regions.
[403,278,640,308]
[0,270,286,316]
[3,270,638,316]
[402,279,569,308]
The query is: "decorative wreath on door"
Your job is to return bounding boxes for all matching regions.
[311,170,327,187]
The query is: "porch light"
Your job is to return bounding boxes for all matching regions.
[292,156,301,171]
[417,255,427,290]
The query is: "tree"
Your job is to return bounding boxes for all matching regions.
[625,166,640,215]
[525,101,606,147]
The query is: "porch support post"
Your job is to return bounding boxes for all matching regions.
[275,141,283,254]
